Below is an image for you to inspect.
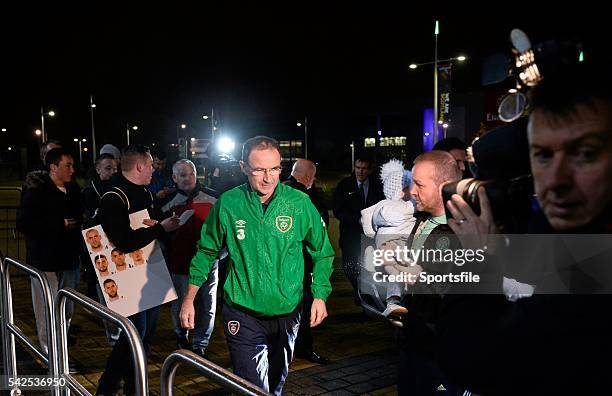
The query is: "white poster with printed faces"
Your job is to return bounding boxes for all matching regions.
[82,209,177,317]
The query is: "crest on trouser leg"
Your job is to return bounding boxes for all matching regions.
[228,320,240,335]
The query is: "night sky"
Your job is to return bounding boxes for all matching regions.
[1,7,606,168]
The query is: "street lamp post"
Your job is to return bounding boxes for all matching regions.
[90,95,97,162]
[203,107,216,140]
[126,124,138,145]
[304,116,308,159]
[40,107,56,142]
[434,20,439,144]
[177,123,187,157]
[35,129,42,144]
[408,20,467,145]
[350,141,355,172]
[297,116,308,159]
[409,54,467,144]
[74,138,87,164]
[177,123,187,141]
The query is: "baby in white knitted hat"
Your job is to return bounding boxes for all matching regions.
[360,159,416,320]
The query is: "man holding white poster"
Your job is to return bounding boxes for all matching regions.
[95,144,180,396]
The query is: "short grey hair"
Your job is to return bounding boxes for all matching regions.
[291,159,316,177]
[413,150,462,186]
[172,159,197,175]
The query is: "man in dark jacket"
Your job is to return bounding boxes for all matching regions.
[82,153,118,221]
[95,145,179,396]
[284,159,330,365]
[333,157,384,302]
[17,147,83,354]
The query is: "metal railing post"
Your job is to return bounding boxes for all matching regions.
[160,350,271,396]
[1,257,59,396]
[55,288,149,396]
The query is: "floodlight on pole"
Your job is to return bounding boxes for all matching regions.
[218,137,235,154]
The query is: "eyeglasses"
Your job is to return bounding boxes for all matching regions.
[245,163,282,176]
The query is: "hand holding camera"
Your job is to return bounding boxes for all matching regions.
[446,186,499,253]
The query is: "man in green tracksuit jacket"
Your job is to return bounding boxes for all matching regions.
[180,136,334,394]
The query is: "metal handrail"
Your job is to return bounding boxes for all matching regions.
[160,350,271,396]
[55,288,149,396]
[0,198,24,261]
[0,186,22,192]
[1,257,58,396]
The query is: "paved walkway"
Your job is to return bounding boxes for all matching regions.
[2,260,400,395]
[1,206,400,395]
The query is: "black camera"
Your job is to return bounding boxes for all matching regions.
[442,118,534,233]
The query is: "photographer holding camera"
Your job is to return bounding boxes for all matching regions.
[437,61,612,395]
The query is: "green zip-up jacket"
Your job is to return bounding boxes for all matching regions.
[189,182,335,316]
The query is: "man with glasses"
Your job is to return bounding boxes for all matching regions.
[181,136,335,395]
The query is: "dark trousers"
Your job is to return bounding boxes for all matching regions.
[222,303,301,396]
[340,230,362,295]
[341,245,361,294]
[97,306,160,395]
[398,347,468,396]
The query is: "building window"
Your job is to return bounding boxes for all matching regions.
[364,138,376,148]
[279,140,304,161]
[380,136,406,147]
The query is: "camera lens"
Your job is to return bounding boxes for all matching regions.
[457,179,486,209]
[443,178,490,216]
